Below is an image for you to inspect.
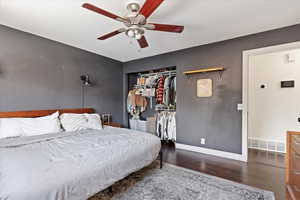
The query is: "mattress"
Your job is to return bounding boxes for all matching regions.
[0,126,161,200]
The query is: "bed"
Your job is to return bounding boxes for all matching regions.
[0,108,161,200]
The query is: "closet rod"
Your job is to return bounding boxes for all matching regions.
[156,109,176,112]
[138,70,176,78]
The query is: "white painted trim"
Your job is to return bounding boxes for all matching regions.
[248,146,285,154]
[248,137,285,143]
[242,41,300,162]
[242,50,249,162]
[248,137,286,153]
[176,143,247,162]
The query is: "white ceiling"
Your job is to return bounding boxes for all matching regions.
[1,0,300,62]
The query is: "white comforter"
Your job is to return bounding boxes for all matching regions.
[0,126,161,200]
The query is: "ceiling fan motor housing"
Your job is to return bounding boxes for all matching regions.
[125,0,146,25]
[126,0,141,13]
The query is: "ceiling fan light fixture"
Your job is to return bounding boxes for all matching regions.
[126,28,144,39]
[126,29,135,38]
[135,33,143,40]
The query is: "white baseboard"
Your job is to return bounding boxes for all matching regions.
[248,137,285,153]
[175,143,247,162]
[248,146,285,153]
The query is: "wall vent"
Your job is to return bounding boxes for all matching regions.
[248,138,285,153]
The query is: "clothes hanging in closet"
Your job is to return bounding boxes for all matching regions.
[127,71,176,121]
[156,111,176,141]
[156,76,165,104]
[163,76,176,106]
[163,76,171,106]
[170,77,176,105]
[127,89,147,119]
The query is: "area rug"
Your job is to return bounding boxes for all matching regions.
[89,162,275,200]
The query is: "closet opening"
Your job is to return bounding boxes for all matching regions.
[126,66,177,143]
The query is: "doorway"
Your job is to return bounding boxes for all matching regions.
[242,41,300,162]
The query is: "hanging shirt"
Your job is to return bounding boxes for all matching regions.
[163,76,171,106]
[169,76,176,106]
[156,111,176,141]
[156,76,165,104]
[167,112,176,141]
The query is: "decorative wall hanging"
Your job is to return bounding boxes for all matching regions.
[197,79,212,97]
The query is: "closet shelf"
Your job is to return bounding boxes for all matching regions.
[183,67,225,75]
[138,70,176,78]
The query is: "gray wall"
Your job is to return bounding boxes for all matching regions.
[123,24,300,154]
[2,23,300,154]
[0,25,123,123]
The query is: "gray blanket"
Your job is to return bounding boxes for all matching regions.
[0,127,161,200]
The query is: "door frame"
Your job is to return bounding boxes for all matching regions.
[242,41,300,162]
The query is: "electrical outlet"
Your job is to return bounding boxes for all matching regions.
[200,138,206,145]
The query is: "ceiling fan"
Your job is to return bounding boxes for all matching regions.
[82,0,184,48]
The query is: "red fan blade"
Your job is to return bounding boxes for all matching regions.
[145,23,184,33]
[137,36,149,48]
[98,29,125,40]
[82,3,127,23]
[139,0,164,19]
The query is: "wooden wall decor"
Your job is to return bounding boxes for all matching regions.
[183,67,225,75]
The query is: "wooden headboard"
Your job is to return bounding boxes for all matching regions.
[0,108,95,118]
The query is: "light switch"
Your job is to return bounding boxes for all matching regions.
[237,104,243,111]
[200,138,206,145]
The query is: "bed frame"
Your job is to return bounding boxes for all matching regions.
[0,108,94,118]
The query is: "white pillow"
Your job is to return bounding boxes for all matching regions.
[59,113,88,132]
[60,113,103,132]
[21,111,61,136]
[84,113,103,130]
[0,111,61,139]
[0,118,24,139]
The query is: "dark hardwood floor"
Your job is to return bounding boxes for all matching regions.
[162,143,289,200]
